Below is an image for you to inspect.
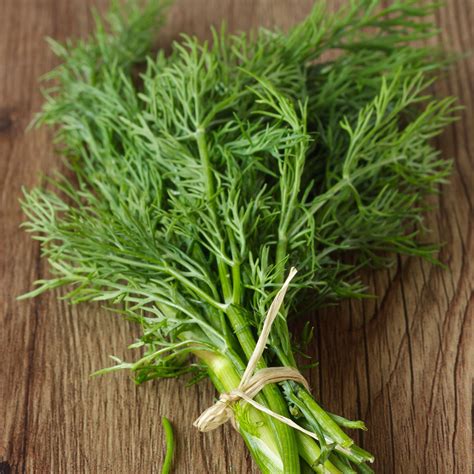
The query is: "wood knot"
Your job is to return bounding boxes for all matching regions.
[0,461,12,474]
[0,110,13,133]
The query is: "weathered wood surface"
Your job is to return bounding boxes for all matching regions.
[0,1,472,472]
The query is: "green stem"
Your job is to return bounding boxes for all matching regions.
[276,349,355,449]
[275,133,306,283]
[296,432,341,474]
[196,126,300,472]
[297,388,354,448]
[328,453,357,474]
[160,417,174,474]
[275,340,373,469]
[196,127,216,203]
[275,234,288,283]
[225,306,301,472]
[328,412,367,431]
[196,128,234,303]
[196,350,284,473]
[231,261,242,304]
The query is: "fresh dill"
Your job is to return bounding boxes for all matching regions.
[21,1,458,472]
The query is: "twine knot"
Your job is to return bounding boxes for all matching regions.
[194,268,325,444]
[194,390,242,432]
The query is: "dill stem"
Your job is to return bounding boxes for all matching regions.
[275,341,360,468]
[196,127,216,203]
[297,388,353,448]
[195,126,300,470]
[160,417,174,474]
[275,233,288,280]
[231,261,241,305]
[296,432,342,474]
[224,306,301,472]
[275,135,306,283]
[196,127,234,303]
[195,350,283,473]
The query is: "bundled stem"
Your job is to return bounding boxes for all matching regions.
[20,1,458,472]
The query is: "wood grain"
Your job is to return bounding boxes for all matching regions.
[0,1,472,473]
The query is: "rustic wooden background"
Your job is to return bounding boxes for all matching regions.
[0,0,472,473]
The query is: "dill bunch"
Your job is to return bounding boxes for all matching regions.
[21,0,458,472]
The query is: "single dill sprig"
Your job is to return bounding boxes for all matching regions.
[20,1,458,472]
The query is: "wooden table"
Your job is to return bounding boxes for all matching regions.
[1,1,472,472]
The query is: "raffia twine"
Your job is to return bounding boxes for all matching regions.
[194,268,326,444]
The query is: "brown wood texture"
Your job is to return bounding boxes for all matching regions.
[0,1,472,473]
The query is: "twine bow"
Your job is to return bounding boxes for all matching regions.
[194,268,325,443]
